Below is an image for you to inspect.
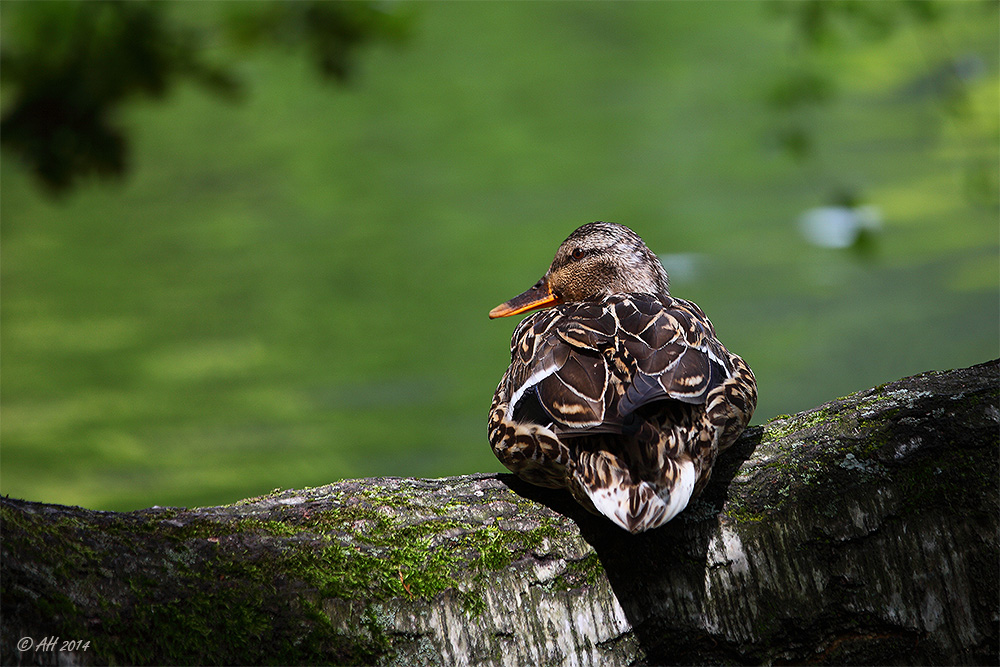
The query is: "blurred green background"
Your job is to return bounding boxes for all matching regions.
[2,1,997,511]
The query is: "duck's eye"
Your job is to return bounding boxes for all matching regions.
[571,248,586,260]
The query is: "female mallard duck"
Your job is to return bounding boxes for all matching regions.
[488,222,756,533]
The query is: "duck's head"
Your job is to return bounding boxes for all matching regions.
[489,222,670,318]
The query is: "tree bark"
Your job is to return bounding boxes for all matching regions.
[2,360,997,666]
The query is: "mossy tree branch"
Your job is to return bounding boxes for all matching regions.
[2,361,997,666]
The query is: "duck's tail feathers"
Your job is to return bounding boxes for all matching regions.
[571,455,696,534]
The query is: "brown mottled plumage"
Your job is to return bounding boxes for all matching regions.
[488,222,756,533]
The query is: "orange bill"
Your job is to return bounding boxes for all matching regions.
[489,279,561,319]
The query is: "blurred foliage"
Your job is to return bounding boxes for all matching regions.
[2,0,993,205]
[0,0,410,194]
[768,0,999,208]
[774,0,944,46]
[223,1,410,81]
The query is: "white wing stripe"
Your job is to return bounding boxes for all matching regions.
[505,366,559,423]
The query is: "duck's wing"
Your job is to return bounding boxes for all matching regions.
[613,295,735,416]
[504,295,736,438]
[502,307,614,433]
[616,295,757,455]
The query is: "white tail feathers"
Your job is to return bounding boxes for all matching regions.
[583,459,696,534]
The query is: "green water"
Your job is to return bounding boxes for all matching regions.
[2,2,997,510]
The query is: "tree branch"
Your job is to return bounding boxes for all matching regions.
[2,361,997,666]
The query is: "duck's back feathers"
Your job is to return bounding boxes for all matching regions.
[503,294,738,431]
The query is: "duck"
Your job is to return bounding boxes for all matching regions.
[488,222,757,533]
